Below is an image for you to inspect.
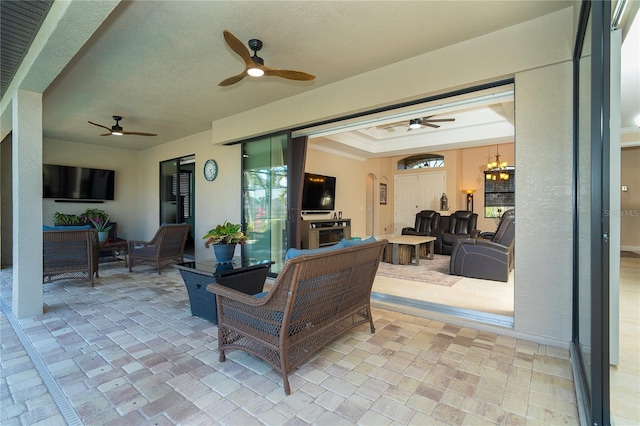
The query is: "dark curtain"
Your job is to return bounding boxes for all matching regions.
[288,135,307,249]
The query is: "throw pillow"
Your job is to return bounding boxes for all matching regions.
[284,240,346,261]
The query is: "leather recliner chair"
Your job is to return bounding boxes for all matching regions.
[401,210,441,236]
[432,210,479,255]
[449,216,515,282]
[479,209,514,240]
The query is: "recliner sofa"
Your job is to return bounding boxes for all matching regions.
[401,210,441,236]
[432,210,479,255]
[449,214,515,282]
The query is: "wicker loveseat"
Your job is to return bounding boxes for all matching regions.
[207,238,387,395]
[43,229,99,286]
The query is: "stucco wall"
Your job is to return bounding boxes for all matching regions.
[514,61,574,342]
[43,139,140,240]
[135,130,242,261]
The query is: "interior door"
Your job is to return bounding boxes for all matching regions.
[159,156,195,255]
[394,172,445,234]
[160,159,178,224]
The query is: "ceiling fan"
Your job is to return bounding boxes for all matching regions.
[88,116,157,136]
[218,30,315,86]
[384,115,456,132]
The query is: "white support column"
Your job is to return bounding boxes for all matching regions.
[12,90,43,318]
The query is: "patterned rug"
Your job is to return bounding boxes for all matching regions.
[376,254,462,287]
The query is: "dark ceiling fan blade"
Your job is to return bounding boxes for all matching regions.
[123,131,157,136]
[263,68,316,81]
[424,123,440,128]
[91,117,156,136]
[219,72,248,87]
[88,121,112,131]
[423,118,455,122]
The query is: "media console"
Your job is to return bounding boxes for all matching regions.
[300,218,351,249]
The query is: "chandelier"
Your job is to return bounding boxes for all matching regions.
[486,145,510,181]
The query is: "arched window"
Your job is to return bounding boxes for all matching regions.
[397,154,445,170]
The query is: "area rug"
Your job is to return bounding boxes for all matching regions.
[376,254,462,287]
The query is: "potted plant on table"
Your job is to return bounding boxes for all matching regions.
[81,208,112,242]
[202,221,247,263]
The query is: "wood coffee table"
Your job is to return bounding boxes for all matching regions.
[385,235,436,266]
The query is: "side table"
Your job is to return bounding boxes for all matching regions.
[175,257,273,323]
[99,238,128,262]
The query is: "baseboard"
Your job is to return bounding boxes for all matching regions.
[621,245,640,252]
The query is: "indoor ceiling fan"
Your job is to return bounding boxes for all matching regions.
[384,115,456,132]
[218,30,315,86]
[88,116,157,136]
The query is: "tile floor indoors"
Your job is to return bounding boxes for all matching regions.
[0,261,579,426]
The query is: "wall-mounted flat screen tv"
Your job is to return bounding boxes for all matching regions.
[301,172,336,211]
[43,164,115,201]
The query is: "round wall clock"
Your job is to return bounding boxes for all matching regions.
[203,159,218,181]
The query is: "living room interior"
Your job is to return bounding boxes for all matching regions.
[298,83,517,322]
[1,1,639,424]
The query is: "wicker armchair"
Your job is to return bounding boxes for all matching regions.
[43,229,99,286]
[127,223,190,274]
[208,239,387,395]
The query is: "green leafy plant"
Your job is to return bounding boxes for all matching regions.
[89,215,111,232]
[52,212,81,226]
[68,208,112,232]
[80,208,109,224]
[202,221,247,247]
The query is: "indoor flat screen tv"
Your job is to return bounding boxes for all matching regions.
[301,173,336,211]
[43,164,115,201]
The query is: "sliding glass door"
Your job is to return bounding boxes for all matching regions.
[242,135,290,273]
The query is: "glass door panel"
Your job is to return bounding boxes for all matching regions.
[576,1,592,394]
[160,159,178,224]
[242,134,289,273]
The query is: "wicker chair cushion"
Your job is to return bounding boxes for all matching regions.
[284,240,345,260]
[43,225,92,231]
[341,236,377,247]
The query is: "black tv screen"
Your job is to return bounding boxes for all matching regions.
[43,164,115,200]
[302,173,336,211]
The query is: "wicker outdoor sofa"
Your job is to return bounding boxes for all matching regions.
[43,228,99,286]
[207,238,387,395]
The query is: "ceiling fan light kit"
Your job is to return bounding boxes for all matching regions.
[247,67,264,77]
[247,39,265,77]
[408,119,422,129]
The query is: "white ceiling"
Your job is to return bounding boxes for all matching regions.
[304,86,516,160]
[4,1,638,155]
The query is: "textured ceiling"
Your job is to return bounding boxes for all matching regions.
[2,1,637,156]
[0,0,54,98]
